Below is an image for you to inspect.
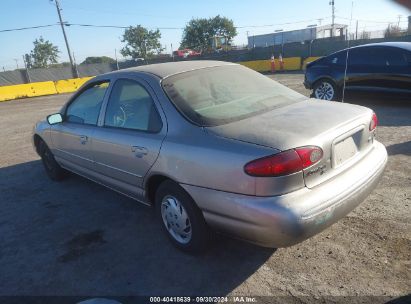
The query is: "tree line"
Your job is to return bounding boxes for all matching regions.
[23,15,237,69]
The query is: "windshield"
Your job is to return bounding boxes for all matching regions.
[162,64,306,126]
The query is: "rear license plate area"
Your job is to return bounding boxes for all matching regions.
[333,130,362,167]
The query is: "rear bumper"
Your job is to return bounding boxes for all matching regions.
[181,141,387,248]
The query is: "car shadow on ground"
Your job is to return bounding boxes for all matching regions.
[0,160,275,296]
[341,91,411,127]
[385,294,411,304]
[386,141,411,156]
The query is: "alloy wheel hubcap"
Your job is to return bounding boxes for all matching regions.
[315,82,334,100]
[161,195,192,244]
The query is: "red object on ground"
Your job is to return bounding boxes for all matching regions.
[173,49,201,58]
[270,55,276,73]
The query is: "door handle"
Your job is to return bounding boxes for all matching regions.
[79,135,88,145]
[131,146,148,158]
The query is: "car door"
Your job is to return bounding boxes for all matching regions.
[50,80,110,171]
[382,47,411,91]
[91,77,166,199]
[346,47,386,88]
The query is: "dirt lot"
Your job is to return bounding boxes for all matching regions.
[0,73,410,302]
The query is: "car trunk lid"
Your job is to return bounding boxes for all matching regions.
[206,99,375,189]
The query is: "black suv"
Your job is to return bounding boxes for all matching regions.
[304,42,411,100]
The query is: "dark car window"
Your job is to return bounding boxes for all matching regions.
[348,47,382,66]
[66,81,109,125]
[104,79,162,132]
[328,51,347,66]
[348,46,409,67]
[385,48,409,67]
[404,51,411,65]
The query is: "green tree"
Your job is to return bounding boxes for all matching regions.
[27,36,59,68]
[181,15,237,52]
[384,25,403,38]
[49,62,72,68]
[120,25,163,59]
[81,56,116,65]
[24,54,33,69]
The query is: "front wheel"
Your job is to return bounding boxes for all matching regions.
[39,140,68,181]
[312,79,340,101]
[155,180,212,253]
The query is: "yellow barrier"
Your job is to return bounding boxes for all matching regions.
[0,57,313,102]
[55,77,93,94]
[0,77,93,102]
[303,57,322,69]
[0,83,33,101]
[240,57,302,72]
[30,81,57,97]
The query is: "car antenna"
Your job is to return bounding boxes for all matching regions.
[342,1,355,103]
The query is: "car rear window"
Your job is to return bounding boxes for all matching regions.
[162,65,306,126]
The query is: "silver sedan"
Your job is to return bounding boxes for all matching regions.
[33,61,387,253]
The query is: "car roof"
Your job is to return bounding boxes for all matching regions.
[109,60,236,79]
[348,41,411,52]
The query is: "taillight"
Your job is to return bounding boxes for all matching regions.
[369,112,378,131]
[244,146,323,177]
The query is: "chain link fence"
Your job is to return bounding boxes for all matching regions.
[1,34,410,86]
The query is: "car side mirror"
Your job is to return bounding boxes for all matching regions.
[47,113,63,125]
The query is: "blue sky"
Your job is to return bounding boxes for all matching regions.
[0,0,409,70]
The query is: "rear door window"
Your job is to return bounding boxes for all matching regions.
[384,48,409,67]
[348,48,384,66]
[104,79,162,132]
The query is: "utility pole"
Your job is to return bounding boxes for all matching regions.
[72,51,79,76]
[22,55,31,83]
[13,59,19,69]
[318,18,323,26]
[114,49,119,70]
[330,0,335,37]
[52,0,78,78]
[355,20,358,40]
[397,15,402,27]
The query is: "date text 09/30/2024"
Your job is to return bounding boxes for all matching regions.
[149,296,257,303]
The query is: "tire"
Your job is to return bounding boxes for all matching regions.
[155,180,212,253]
[312,79,340,101]
[39,140,68,181]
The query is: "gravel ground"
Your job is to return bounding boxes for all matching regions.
[0,73,410,302]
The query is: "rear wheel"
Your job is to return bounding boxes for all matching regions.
[155,180,212,253]
[312,79,340,101]
[39,140,67,181]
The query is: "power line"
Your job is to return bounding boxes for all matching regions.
[336,15,408,24]
[0,24,58,33]
[67,18,331,30]
[1,16,406,35]
[236,18,331,28]
[65,23,183,30]
[62,5,184,20]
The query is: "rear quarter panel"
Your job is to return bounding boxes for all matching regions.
[148,124,279,196]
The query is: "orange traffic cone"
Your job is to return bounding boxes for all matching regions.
[271,55,276,73]
[279,53,284,71]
